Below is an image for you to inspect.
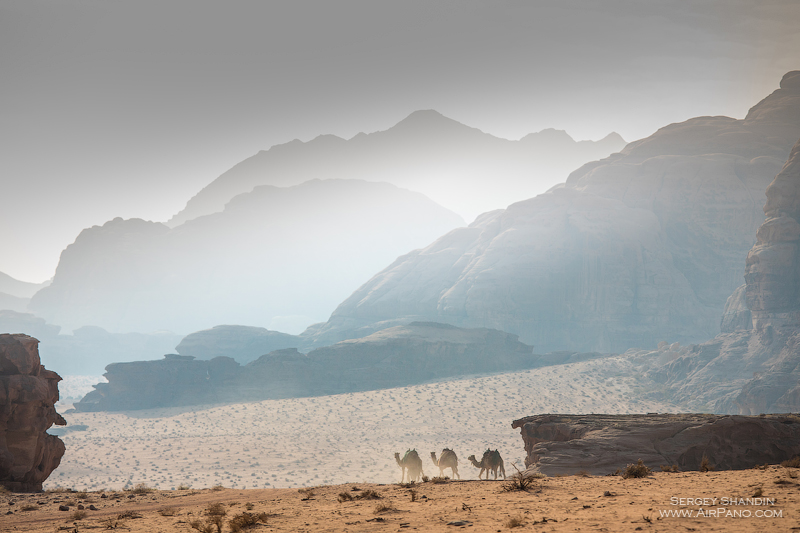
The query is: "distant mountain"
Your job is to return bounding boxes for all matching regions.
[29,179,463,335]
[0,271,49,299]
[305,71,800,353]
[168,110,625,226]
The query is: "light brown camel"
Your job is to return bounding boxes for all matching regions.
[467,449,506,479]
[394,449,424,483]
[430,448,460,479]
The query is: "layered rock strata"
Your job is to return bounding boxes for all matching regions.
[0,334,66,492]
[511,413,800,476]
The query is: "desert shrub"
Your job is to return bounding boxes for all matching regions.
[410,490,417,502]
[189,504,227,533]
[374,502,395,514]
[660,465,679,473]
[117,510,143,519]
[753,487,763,497]
[189,520,215,533]
[129,483,155,494]
[210,484,225,492]
[228,512,269,532]
[75,491,88,499]
[337,491,354,502]
[298,487,315,500]
[430,476,449,484]
[421,475,429,482]
[504,515,525,528]
[699,455,715,472]
[21,504,38,511]
[356,489,382,500]
[502,463,544,492]
[177,483,191,490]
[71,509,87,520]
[621,459,651,479]
[207,503,227,517]
[781,456,800,468]
[575,470,591,477]
[158,507,179,516]
[245,502,254,510]
[0,485,8,493]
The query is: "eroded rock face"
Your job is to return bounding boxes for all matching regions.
[0,334,66,492]
[511,414,800,475]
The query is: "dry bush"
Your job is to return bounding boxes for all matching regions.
[699,455,715,472]
[374,502,396,514]
[660,464,679,473]
[421,475,429,482]
[504,515,525,528]
[211,484,225,492]
[207,503,227,517]
[398,482,415,488]
[298,487,315,500]
[337,491,354,502]
[177,483,191,490]
[21,504,39,512]
[621,459,651,479]
[753,487,763,497]
[502,463,543,492]
[117,510,143,519]
[0,485,8,493]
[781,456,800,468]
[430,476,449,484]
[75,491,88,499]
[245,502,254,510]
[356,489,382,500]
[71,509,87,520]
[575,470,591,477]
[189,520,215,533]
[409,490,417,502]
[129,483,155,494]
[228,512,269,532]
[158,507,179,516]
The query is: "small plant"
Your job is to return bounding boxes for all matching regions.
[409,489,417,502]
[503,515,525,528]
[430,476,449,484]
[71,509,87,520]
[621,459,651,479]
[210,484,225,492]
[753,487,763,497]
[117,510,143,519]
[21,504,38,512]
[575,470,591,477]
[421,475,429,482]
[781,456,800,468]
[699,455,715,472]
[501,463,543,492]
[158,507,179,516]
[337,491,354,502]
[356,489,382,500]
[177,483,191,490]
[228,512,269,532]
[129,483,155,494]
[75,491,88,499]
[660,464,679,473]
[298,487,315,500]
[245,502,254,510]
[374,502,396,514]
[0,485,9,493]
[190,503,227,533]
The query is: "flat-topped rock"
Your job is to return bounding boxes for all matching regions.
[511,413,800,476]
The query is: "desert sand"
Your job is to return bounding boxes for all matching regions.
[49,356,681,491]
[3,466,798,532]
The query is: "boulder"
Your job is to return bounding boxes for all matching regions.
[511,413,800,476]
[0,334,66,492]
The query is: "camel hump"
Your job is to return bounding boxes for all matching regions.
[404,449,420,461]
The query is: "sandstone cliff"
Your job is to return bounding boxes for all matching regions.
[307,71,800,354]
[511,413,800,476]
[0,334,66,492]
[75,322,550,411]
[175,325,300,364]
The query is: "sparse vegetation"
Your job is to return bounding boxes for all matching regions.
[128,483,155,494]
[211,484,225,492]
[502,463,544,492]
[228,512,269,532]
[158,507,179,516]
[337,491,354,502]
[20,504,39,512]
[421,475,429,482]
[298,487,315,500]
[409,489,417,502]
[430,476,449,484]
[660,464,680,473]
[374,502,396,514]
[781,456,800,468]
[71,509,87,520]
[576,470,591,477]
[621,459,651,479]
[753,487,763,497]
[504,515,525,528]
[178,483,191,490]
[699,455,715,472]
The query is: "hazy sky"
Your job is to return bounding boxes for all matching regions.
[1,0,799,282]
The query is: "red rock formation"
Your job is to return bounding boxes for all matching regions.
[511,413,800,475]
[0,334,66,492]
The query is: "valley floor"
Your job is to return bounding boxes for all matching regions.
[3,467,798,532]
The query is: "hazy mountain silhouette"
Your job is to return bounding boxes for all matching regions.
[29,179,463,335]
[0,272,50,313]
[305,71,800,354]
[168,110,625,226]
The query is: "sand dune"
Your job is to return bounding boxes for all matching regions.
[50,356,682,491]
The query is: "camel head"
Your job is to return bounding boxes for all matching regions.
[430,451,438,465]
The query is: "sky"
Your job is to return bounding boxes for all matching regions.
[1,0,799,283]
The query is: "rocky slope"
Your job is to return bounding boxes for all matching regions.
[169,110,626,226]
[0,334,66,492]
[308,71,800,353]
[511,413,800,476]
[74,322,580,411]
[29,179,463,335]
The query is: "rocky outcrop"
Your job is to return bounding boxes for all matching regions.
[76,322,553,411]
[175,325,300,364]
[0,334,66,492]
[168,110,626,227]
[511,413,800,476]
[29,179,463,335]
[306,72,800,354]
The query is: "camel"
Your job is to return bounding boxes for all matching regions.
[395,449,424,483]
[430,448,460,479]
[467,449,506,480]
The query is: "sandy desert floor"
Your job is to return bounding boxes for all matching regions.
[3,466,799,532]
[49,356,683,491]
